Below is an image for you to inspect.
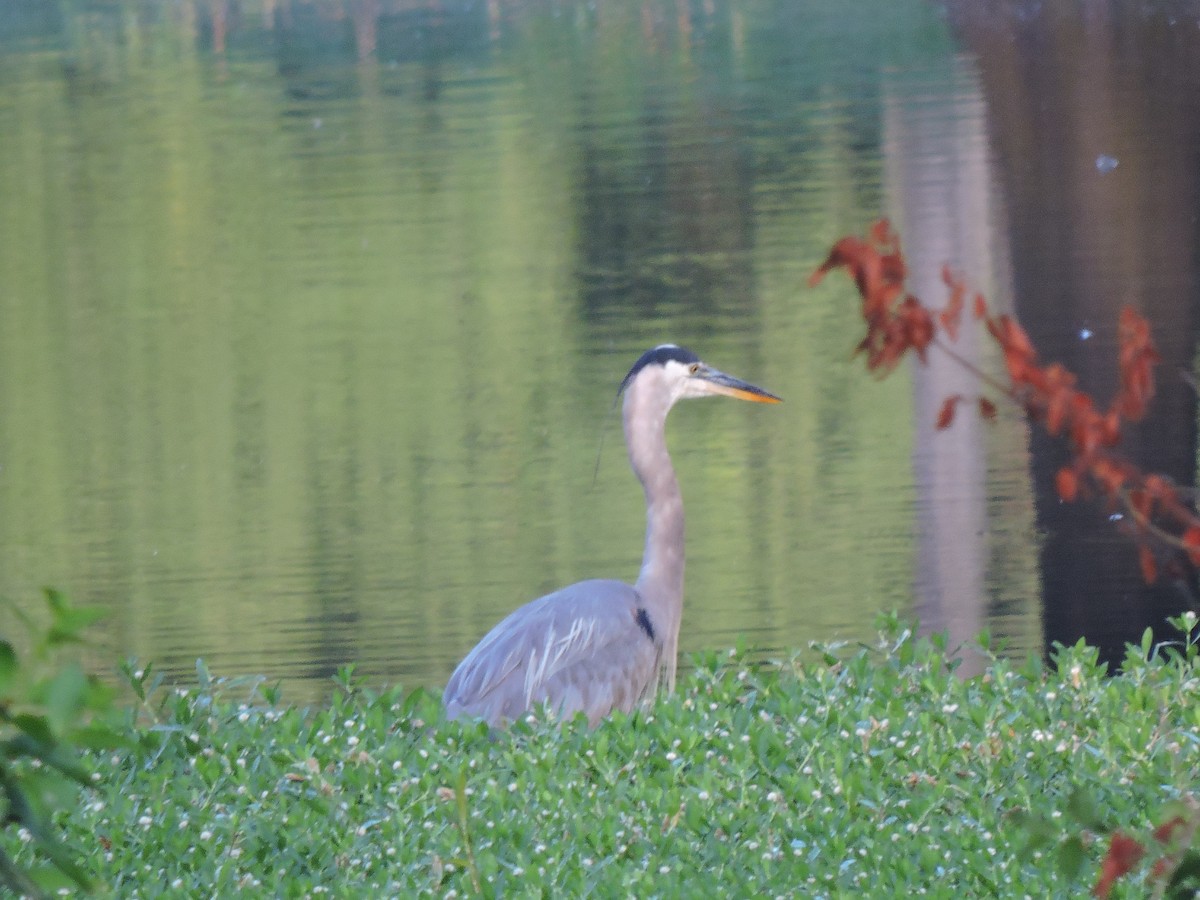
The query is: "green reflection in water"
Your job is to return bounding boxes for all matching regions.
[0,1,1037,701]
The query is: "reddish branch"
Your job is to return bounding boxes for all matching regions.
[809,219,1200,582]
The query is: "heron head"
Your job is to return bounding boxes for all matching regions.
[619,344,782,405]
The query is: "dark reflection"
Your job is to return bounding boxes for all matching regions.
[574,105,758,342]
[572,4,753,340]
[948,3,1200,667]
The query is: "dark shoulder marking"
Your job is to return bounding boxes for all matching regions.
[634,608,656,643]
[618,344,699,395]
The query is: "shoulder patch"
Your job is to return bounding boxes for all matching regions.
[634,608,656,643]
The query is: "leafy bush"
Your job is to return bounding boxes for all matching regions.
[0,589,122,896]
[3,615,1197,896]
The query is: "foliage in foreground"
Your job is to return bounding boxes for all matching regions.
[3,615,1199,898]
[0,590,123,897]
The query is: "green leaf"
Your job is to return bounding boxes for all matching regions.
[42,587,68,617]
[45,607,106,647]
[0,844,40,897]
[1056,836,1087,882]
[196,659,212,691]
[1065,790,1106,831]
[70,720,129,752]
[11,713,54,747]
[0,642,16,702]
[1164,849,1200,895]
[44,663,87,735]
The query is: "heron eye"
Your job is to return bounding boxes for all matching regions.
[688,363,701,375]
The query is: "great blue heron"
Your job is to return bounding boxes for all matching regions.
[442,344,781,727]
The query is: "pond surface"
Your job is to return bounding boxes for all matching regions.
[1,1,1198,701]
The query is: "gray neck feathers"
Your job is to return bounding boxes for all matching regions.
[623,369,685,691]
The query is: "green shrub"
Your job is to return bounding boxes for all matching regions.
[0,589,123,896]
[5,613,1197,897]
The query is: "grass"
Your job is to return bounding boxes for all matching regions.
[5,613,1200,897]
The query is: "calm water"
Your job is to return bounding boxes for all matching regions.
[1,1,1198,702]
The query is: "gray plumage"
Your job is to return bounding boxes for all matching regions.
[442,345,780,727]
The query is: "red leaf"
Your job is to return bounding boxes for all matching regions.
[899,296,935,359]
[809,236,875,289]
[973,293,988,319]
[1099,411,1122,447]
[1094,832,1145,899]
[1045,389,1070,436]
[937,395,962,430]
[1090,457,1129,497]
[1153,815,1186,844]
[989,315,1039,386]
[1138,545,1158,584]
[939,265,965,340]
[1181,527,1200,566]
[869,218,900,249]
[1069,394,1101,456]
[1114,306,1161,422]
[809,221,908,316]
[1055,467,1079,502]
[978,396,997,420]
[1143,474,1172,499]
[1041,364,1079,438]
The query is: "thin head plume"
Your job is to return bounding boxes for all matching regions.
[591,382,625,488]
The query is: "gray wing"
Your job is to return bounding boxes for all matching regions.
[442,579,662,727]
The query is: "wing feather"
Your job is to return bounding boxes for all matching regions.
[443,579,661,726]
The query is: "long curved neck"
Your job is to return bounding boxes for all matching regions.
[623,375,684,692]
